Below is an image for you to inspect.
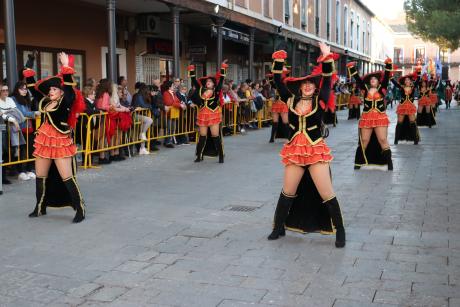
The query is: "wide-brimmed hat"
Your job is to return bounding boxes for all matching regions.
[35,75,63,96]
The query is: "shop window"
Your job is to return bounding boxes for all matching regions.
[40,52,53,79]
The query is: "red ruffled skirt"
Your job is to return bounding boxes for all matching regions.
[429,93,438,105]
[197,107,222,127]
[359,109,390,128]
[271,101,288,113]
[397,101,417,115]
[349,95,362,106]
[418,96,432,107]
[33,121,77,159]
[280,133,333,166]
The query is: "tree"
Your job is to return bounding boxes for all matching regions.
[404,0,460,51]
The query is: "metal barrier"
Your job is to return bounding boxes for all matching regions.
[337,93,351,109]
[1,101,274,169]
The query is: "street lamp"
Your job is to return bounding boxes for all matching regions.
[214,4,220,15]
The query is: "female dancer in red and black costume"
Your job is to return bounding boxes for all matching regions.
[347,59,395,170]
[188,61,228,163]
[267,42,345,248]
[416,75,436,128]
[267,72,289,143]
[24,52,86,223]
[347,82,361,120]
[392,72,420,145]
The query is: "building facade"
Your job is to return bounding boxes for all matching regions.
[1,0,389,91]
[391,24,460,81]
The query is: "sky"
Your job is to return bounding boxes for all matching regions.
[362,0,405,22]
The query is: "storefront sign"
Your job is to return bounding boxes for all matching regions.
[188,45,207,55]
[211,26,250,45]
[297,42,309,52]
[147,38,182,55]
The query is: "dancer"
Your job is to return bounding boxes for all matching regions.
[267,42,345,248]
[188,61,227,163]
[416,75,436,128]
[392,72,420,145]
[347,82,361,120]
[24,52,86,223]
[267,72,289,143]
[347,59,394,170]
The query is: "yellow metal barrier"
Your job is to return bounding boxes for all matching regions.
[1,99,275,169]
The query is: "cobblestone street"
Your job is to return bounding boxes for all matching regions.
[1,105,459,307]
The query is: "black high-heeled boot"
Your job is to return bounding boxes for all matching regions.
[324,196,346,248]
[394,123,401,145]
[212,136,224,163]
[268,191,295,240]
[29,176,47,217]
[348,108,353,120]
[63,176,85,223]
[410,122,419,145]
[194,136,207,162]
[269,122,278,143]
[382,148,393,171]
[356,107,361,119]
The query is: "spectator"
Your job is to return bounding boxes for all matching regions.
[11,81,39,180]
[0,82,25,183]
[175,85,190,145]
[117,76,132,105]
[132,84,154,154]
[237,82,252,132]
[95,79,113,164]
[162,80,185,148]
[149,84,166,151]
[80,85,101,165]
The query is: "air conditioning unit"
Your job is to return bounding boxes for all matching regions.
[138,14,160,34]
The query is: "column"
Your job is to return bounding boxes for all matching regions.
[291,40,297,77]
[172,6,180,78]
[216,18,225,69]
[107,0,117,82]
[4,0,18,89]
[248,28,255,81]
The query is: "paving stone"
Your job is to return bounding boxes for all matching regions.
[86,286,129,302]
[373,290,448,306]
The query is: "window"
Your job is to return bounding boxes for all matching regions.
[343,6,348,46]
[40,52,53,79]
[362,19,366,52]
[367,22,371,55]
[285,0,290,24]
[264,0,270,17]
[350,11,354,49]
[335,1,340,44]
[315,0,320,36]
[414,46,426,63]
[326,0,332,40]
[394,47,403,64]
[301,0,307,28]
[356,15,360,51]
[0,46,85,89]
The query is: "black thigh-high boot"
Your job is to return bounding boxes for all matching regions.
[29,176,47,217]
[382,147,393,171]
[212,136,224,163]
[63,176,86,223]
[410,122,419,145]
[194,135,207,162]
[268,191,295,240]
[356,107,361,119]
[394,123,401,145]
[323,196,346,248]
[348,108,353,120]
[269,122,278,143]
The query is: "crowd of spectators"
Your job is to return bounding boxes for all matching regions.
[1,74,277,185]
